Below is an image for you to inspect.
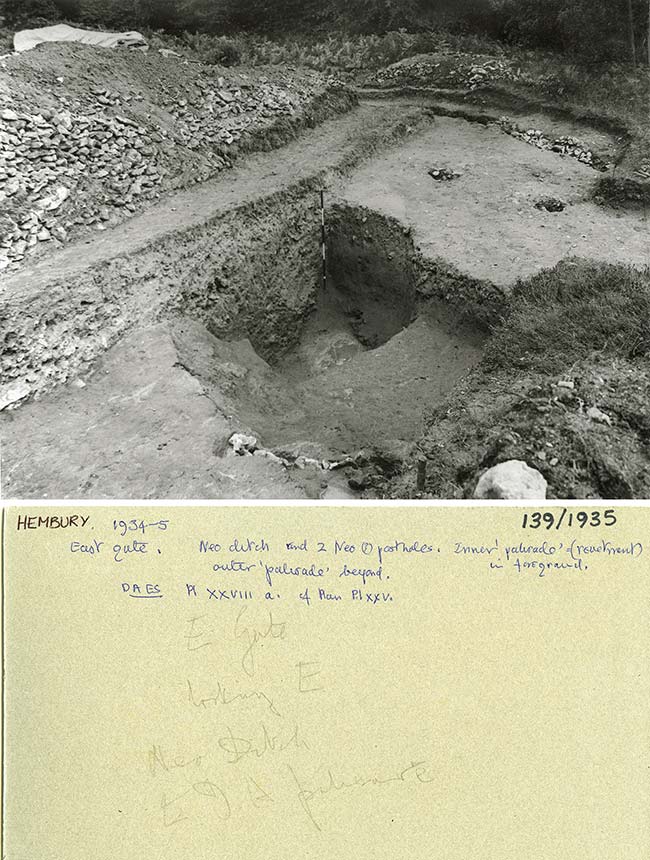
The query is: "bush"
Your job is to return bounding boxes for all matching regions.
[229,31,447,73]
[183,32,241,65]
[2,0,60,23]
[496,0,644,64]
[2,0,647,68]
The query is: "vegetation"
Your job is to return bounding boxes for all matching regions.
[1,0,649,66]
[484,261,650,375]
[1,1,647,499]
[2,1,647,189]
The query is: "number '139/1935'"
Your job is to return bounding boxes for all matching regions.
[522,509,617,530]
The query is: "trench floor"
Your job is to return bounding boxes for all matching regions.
[266,292,484,455]
[0,294,483,498]
[0,100,425,296]
[341,111,649,287]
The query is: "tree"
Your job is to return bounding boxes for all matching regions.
[3,0,60,22]
[627,0,637,65]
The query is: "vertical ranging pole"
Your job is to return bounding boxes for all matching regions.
[320,189,327,290]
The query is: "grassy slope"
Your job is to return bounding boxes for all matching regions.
[395,262,650,501]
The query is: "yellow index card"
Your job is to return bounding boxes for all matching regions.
[3,503,649,859]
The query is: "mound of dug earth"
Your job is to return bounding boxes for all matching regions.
[0,42,354,273]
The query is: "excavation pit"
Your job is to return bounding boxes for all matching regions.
[0,200,491,499]
[6,102,645,500]
[261,267,487,460]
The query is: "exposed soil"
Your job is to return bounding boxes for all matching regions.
[0,322,306,499]
[404,354,650,502]
[1,78,649,500]
[364,51,650,206]
[240,288,485,457]
[341,108,648,288]
[0,100,427,407]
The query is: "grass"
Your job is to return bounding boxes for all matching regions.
[141,27,514,76]
[142,29,449,74]
[207,31,649,500]
[214,29,649,133]
[492,54,650,189]
[495,50,650,123]
[230,29,509,72]
[484,260,650,375]
[0,26,14,53]
[5,19,648,143]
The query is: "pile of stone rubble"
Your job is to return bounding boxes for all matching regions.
[498,117,610,171]
[164,78,298,150]
[0,73,318,274]
[372,54,520,91]
[428,167,461,182]
[0,104,166,271]
[464,59,520,91]
[230,432,341,472]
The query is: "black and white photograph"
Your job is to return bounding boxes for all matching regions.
[0,0,648,500]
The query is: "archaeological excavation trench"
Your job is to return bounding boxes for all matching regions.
[2,101,648,499]
[0,194,495,500]
[214,203,489,458]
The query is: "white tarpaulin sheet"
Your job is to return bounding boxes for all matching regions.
[14,24,147,53]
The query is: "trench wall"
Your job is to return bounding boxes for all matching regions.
[0,183,324,407]
[2,189,508,412]
[327,203,507,333]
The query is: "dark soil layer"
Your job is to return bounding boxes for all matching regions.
[0,42,358,272]
[327,203,505,331]
[0,101,426,409]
